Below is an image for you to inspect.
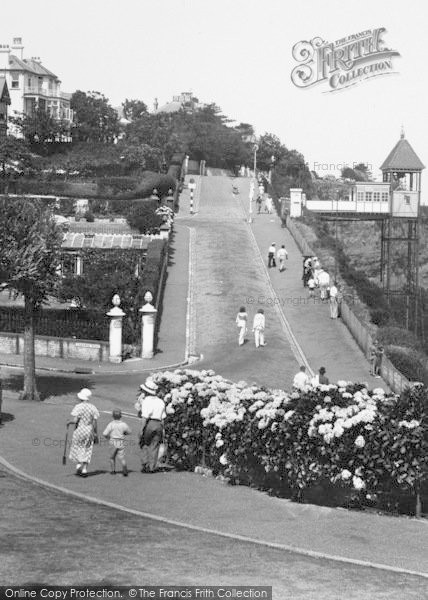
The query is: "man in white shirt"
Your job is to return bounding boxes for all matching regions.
[277,245,288,272]
[252,309,266,347]
[138,378,166,473]
[293,366,310,391]
[268,243,276,268]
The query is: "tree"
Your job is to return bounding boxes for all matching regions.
[0,199,63,400]
[71,91,119,143]
[256,133,288,171]
[0,136,32,175]
[122,99,148,122]
[126,200,163,234]
[13,107,69,148]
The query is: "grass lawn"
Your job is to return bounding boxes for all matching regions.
[0,468,426,599]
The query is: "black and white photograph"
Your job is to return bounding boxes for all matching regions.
[0,1,427,598]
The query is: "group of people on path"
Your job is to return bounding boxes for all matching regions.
[302,255,343,319]
[293,365,329,390]
[268,243,288,271]
[67,377,166,477]
[256,194,274,214]
[236,307,266,347]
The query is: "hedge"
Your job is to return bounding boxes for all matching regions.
[385,346,428,384]
[150,368,427,516]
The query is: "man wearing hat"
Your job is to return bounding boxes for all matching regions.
[138,377,166,473]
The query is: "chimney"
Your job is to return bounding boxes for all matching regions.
[153,97,158,112]
[31,56,42,64]
[11,37,24,59]
[0,45,10,71]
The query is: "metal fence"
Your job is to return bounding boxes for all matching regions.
[0,307,109,342]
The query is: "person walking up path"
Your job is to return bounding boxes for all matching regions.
[277,245,288,272]
[252,309,266,347]
[268,243,276,268]
[235,306,248,346]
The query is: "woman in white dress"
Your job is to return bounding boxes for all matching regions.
[67,388,99,477]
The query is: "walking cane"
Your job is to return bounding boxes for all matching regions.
[62,423,70,465]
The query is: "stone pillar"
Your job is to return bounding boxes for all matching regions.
[139,291,158,359]
[106,294,125,363]
[76,254,83,275]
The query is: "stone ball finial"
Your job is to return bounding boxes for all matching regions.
[112,294,121,307]
[144,291,154,304]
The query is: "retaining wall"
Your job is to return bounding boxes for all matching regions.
[0,332,109,362]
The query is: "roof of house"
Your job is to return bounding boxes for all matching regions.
[155,101,184,114]
[380,133,425,171]
[9,54,59,79]
[0,77,11,104]
[62,232,150,250]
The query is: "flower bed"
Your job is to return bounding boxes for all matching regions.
[150,369,427,516]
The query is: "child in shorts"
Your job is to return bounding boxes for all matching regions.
[102,409,131,476]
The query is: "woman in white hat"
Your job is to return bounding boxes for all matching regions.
[67,388,100,477]
[138,377,166,473]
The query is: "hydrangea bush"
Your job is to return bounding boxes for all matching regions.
[151,369,427,516]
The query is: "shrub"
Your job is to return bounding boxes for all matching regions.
[385,346,428,383]
[370,308,391,326]
[149,368,428,515]
[126,200,163,234]
[84,210,95,223]
[378,326,421,350]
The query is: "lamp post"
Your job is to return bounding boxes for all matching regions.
[249,181,254,223]
[268,155,275,185]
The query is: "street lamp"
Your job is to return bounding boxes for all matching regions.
[268,154,275,185]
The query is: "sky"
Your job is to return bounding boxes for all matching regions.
[2,0,427,193]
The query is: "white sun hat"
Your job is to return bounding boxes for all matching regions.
[77,388,92,401]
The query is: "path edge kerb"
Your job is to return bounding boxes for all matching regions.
[1,455,426,581]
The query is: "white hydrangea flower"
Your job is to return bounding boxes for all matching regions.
[354,435,365,448]
[352,475,366,490]
[219,454,228,465]
[215,439,224,448]
[341,469,352,480]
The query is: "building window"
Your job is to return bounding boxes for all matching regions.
[405,195,411,205]
[373,192,380,202]
[382,192,389,202]
[357,192,364,202]
[365,192,372,202]
[11,74,19,89]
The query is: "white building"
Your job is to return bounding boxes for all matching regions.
[0,37,73,136]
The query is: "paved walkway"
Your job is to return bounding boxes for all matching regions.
[233,177,388,389]
[0,396,427,576]
[0,173,424,579]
